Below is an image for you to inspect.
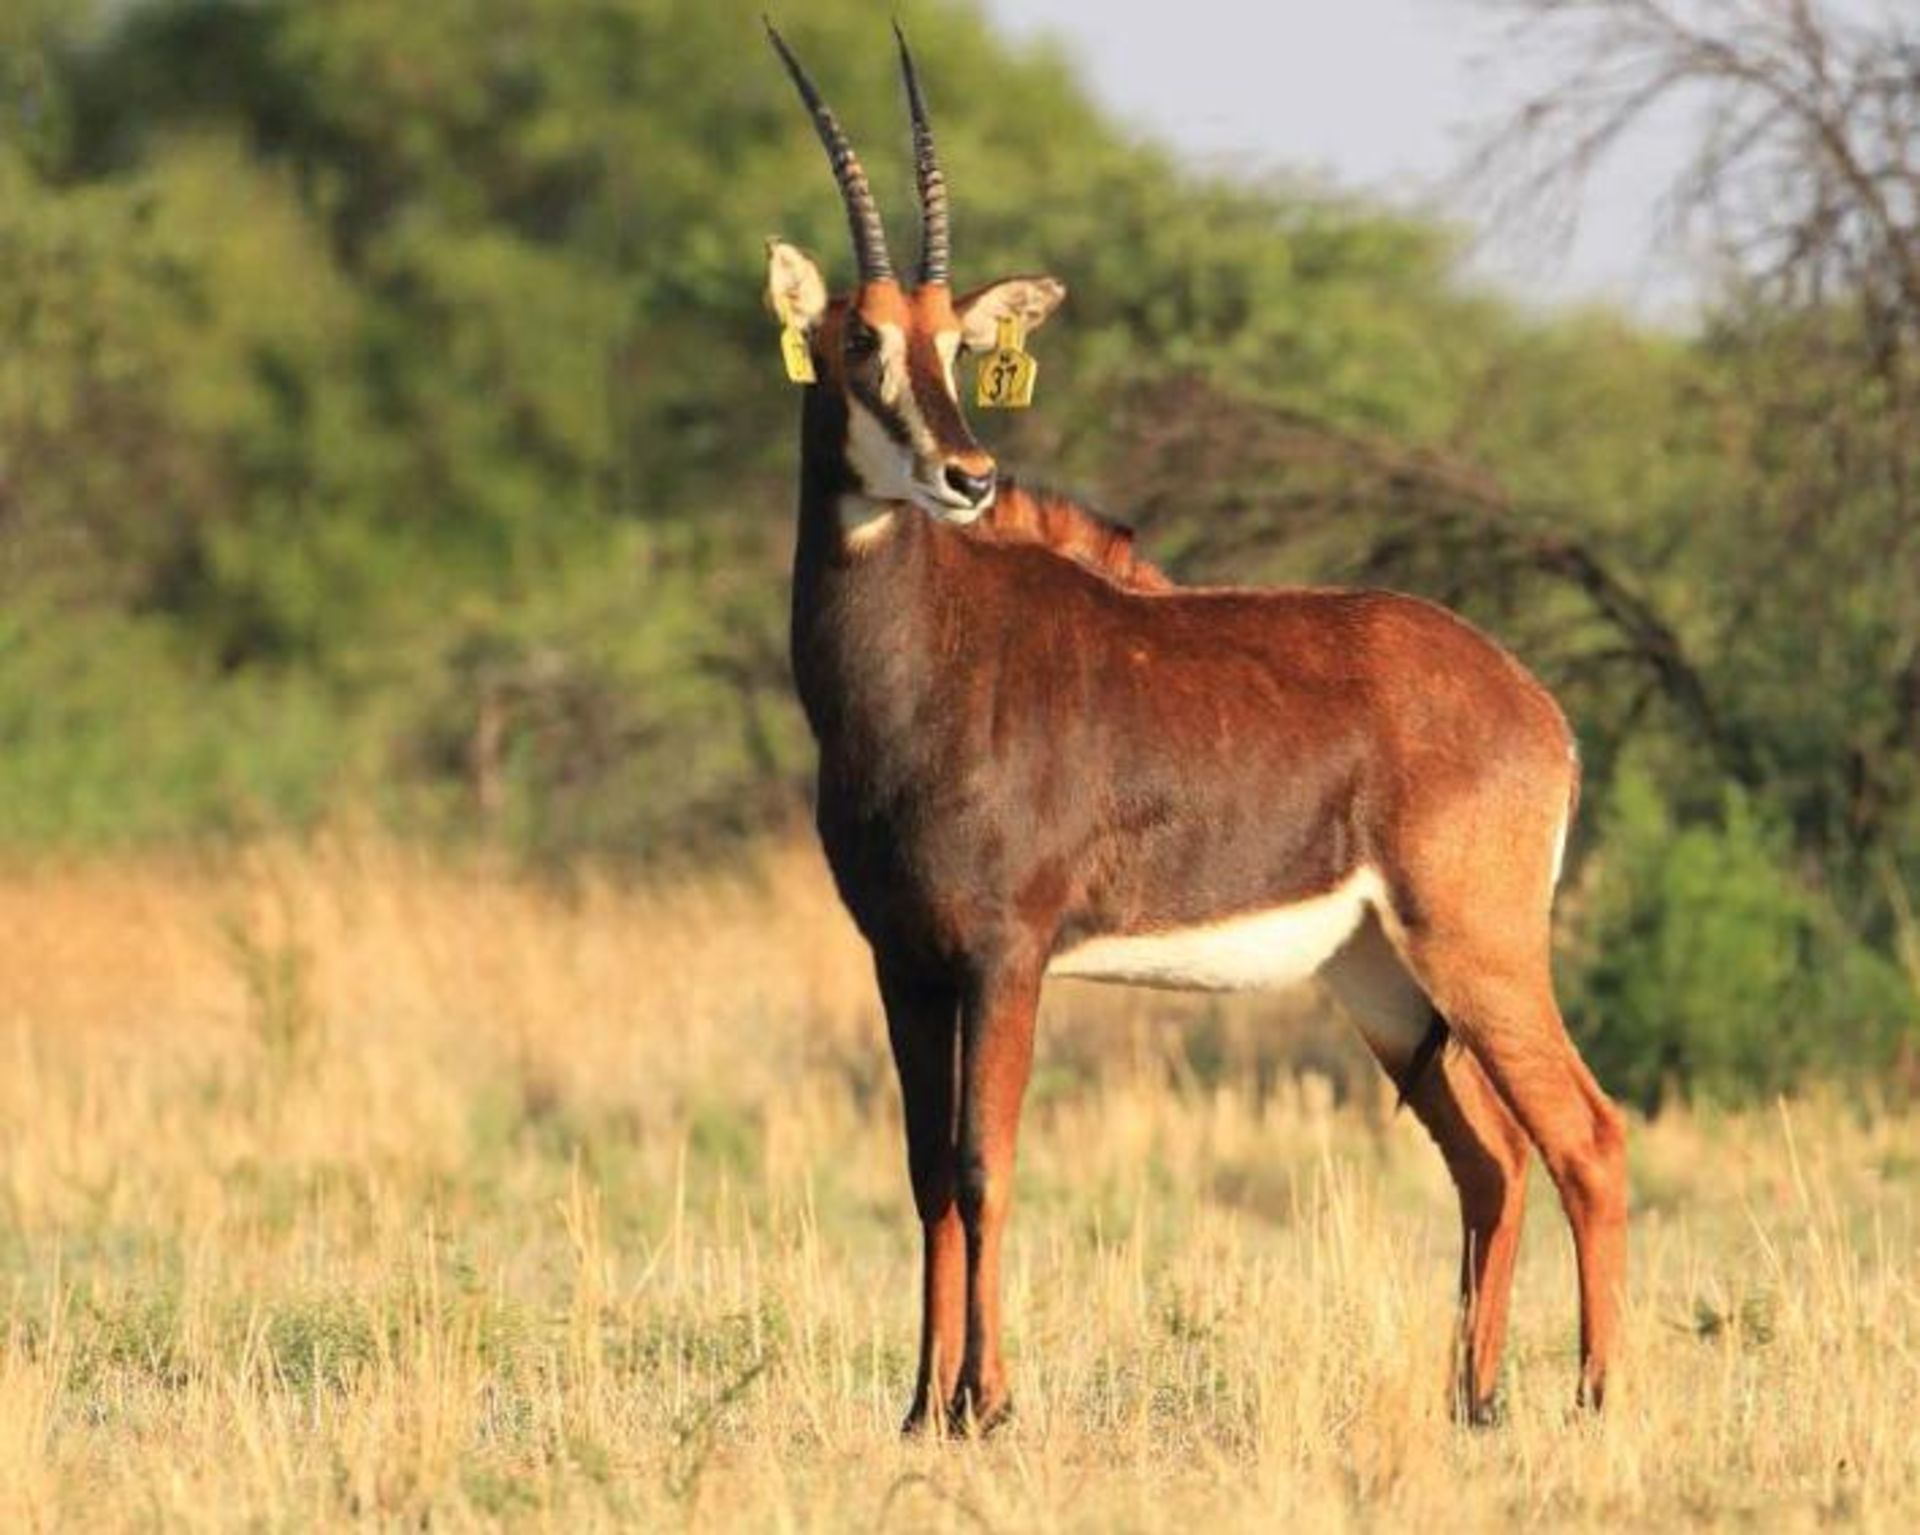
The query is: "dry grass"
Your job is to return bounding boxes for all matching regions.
[0,836,1917,1530]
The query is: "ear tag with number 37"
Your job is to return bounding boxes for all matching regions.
[976,315,1037,409]
[774,293,815,385]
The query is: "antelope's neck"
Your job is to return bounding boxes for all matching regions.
[789,396,939,747]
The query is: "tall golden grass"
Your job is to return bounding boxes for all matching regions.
[0,836,1916,1529]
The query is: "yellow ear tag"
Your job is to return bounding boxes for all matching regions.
[774,294,815,384]
[976,315,1037,409]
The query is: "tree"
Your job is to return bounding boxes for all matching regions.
[1466,1,1920,857]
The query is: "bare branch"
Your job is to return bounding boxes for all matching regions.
[1466,0,1920,325]
[1113,376,1744,779]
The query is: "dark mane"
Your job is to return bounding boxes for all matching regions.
[967,480,1172,592]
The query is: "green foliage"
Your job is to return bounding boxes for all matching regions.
[1567,768,1914,1111]
[0,602,345,842]
[0,0,1490,858]
[1,0,1917,1098]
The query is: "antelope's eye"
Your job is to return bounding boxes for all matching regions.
[845,318,880,360]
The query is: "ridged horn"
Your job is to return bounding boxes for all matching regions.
[892,21,950,287]
[764,18,895,284]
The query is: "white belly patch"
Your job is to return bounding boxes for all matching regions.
[1047,868,1387,993]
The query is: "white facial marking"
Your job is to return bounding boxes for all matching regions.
[935,330,962,395]
[836,495,897,551]
[876,322,911,404]
[845,401,917,504]
[928,329,993,521]
[842,323,921,506]
[1549,807,1570,894]
[1049,868,1387,993]
[841,322,984,523]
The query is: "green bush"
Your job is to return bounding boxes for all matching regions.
[1565,768,1915,1111]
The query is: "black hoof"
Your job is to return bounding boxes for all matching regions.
[945,1387,1013,1438]
[900,1393,948,1438]
[1453,1387,1506,1429]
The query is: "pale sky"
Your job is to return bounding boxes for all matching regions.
[980,0,1708,317]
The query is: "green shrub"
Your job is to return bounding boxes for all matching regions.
[1565,769,1914,1111]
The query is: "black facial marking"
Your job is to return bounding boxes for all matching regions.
[845,315,881,361]
[848,370,915,449]
[909,335,982,461]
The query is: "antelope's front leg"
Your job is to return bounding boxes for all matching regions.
[878,961,964,1434]
[953,961,1042,1432]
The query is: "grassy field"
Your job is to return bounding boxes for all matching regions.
[1,838,1916,1530]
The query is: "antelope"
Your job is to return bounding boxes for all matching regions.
[763,21,1626,1433]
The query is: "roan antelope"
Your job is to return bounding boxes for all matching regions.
[764,22,1626,1432]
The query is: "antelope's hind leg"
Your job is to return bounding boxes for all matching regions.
[1325,917,1532,1424]
[1400,921,1628,1413]
[877,959,966,1435]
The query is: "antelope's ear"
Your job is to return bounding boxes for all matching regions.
[765,239,829,333]
[955,275,1067,351]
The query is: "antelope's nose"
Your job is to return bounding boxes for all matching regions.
[944,464,997,507]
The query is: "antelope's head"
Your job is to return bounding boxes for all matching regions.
[765,22,1065,524]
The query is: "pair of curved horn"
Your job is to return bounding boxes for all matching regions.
[764,19,950,287]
